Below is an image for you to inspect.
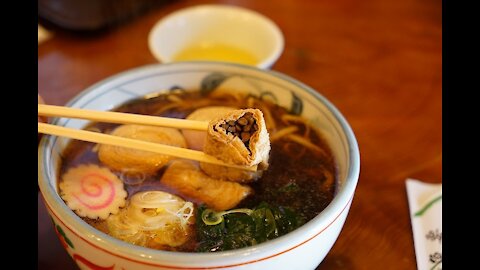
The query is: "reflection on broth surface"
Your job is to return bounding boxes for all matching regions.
[59,90,337,252]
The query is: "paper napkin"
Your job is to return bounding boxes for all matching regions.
[406,178,442,270]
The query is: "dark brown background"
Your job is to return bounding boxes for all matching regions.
[38,0,442,269]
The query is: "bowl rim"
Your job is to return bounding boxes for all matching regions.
[147,4,285,69]
[38,61,360,267]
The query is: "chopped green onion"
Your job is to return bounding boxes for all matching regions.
[201,209,224,225]
[201,208,253,226]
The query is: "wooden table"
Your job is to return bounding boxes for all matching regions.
[38,0,442,269]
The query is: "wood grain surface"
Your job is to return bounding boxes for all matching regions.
[38,0,442,269]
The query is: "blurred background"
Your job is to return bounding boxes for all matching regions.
[39,0,174,32]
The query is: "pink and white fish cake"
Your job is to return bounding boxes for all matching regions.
[59,164,127,220]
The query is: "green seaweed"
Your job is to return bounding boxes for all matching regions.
[196,202,305,252]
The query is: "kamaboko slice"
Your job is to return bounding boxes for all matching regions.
[59,164,127,220]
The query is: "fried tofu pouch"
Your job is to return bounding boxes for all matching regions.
[161,160,252,211]
[98,125,187,176]
[200,108,271,183]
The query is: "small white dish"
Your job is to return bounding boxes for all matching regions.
[148,5,284,69]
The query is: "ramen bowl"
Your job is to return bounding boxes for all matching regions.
[38,62,360,270]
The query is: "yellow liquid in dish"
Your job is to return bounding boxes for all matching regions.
[172,43,259,65]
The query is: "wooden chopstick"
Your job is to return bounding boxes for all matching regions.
[38,104,209,131]
[38,122,257,172]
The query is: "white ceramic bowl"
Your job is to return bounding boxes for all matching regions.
[38,62,360,270]
[148,5,284,69]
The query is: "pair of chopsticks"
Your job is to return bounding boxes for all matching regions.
[38,104,257,172]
